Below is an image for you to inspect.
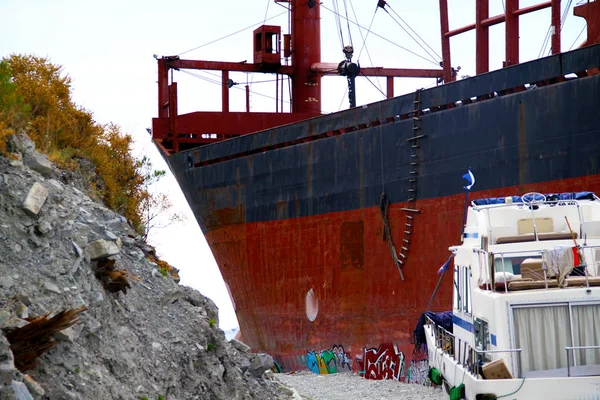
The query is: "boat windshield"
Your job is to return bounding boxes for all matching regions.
[494,255,542,275]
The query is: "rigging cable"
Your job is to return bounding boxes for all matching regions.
[385,3,441,61]
[350,1,383,93]
[178,69,332,114]
[342,0,354,48]
[176,10,287,56]
[381,7,439,64]
[333,0,346,49]
[569,23,587,51]
[263,0,271,25]
[320,3,441,66]
[360,71,387,99]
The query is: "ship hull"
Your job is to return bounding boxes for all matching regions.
[161,44,600,378]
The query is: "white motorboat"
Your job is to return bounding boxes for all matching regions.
[424,192,600,400]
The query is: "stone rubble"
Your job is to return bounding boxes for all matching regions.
[0,134,297,400]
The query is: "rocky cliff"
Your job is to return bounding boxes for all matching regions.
[0,134,289,400]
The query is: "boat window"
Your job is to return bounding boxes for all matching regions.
[513,302,600,376]
[453,265,471,314]
[463,265,472,314]
[494,256,543,276]
[453,265,460,310]
[474,317,490,362]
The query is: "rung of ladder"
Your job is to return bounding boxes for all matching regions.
[407,135,425,141]
[412,144,419,148]
[399,253,407,259]
[402,246,409,251]
[401,208,421,213]
[407,215,414,219]
[404,230,412,234]
[408,197,415,202]
[408,189,415,192]
[410,162,417,165]
[413,117,420,121]
[410,171,417,174]
[409,178,416,182]
[403,238,410,243]
[398,259,405,265]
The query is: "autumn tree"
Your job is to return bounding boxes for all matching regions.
[2,54,147,229]
[137,156,185,242]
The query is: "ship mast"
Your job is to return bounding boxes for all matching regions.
[151,1,447,154]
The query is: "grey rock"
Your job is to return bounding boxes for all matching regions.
[0,276,14,289]
[23,375,45,400]
[23,153,53,177]
[86,239,120,260]
[88,291,104,307]
[43,281,61,294]
[14,303,28,319]
[11,380,34,400]
[54,326,79,343]
[7,131,36,155]
[0,335,15,386]
[230,338,251,353]
[36,220,52,235]
[71,241,83,258]
[248,353,274,377]
[22,183,48,216]
[121,236,135,247]
[105,230,117,240]
[151,342,162,351]
[15,293,31,306]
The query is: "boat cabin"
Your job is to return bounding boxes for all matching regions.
[425,192,600,399]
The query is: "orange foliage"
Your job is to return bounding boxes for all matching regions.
[4,54,146,228]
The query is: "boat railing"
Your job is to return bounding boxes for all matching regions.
[566,345,600,377]
[425,315,523,378]
[477,244,600,293]
[476,195,590,242]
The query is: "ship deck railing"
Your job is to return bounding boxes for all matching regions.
[425,315,524,379]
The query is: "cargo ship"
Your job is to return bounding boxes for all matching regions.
[151,0,600,378]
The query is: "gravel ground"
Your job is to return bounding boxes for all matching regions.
[276,371,445,400]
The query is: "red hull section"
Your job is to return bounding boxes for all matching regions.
[206,174,600,375]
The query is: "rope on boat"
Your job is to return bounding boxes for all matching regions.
[496,377,526,398]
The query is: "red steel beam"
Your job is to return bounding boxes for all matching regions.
[222,70,229,113]
[574,0,600,47]
[513,1,551,16]
[445,1,551,37]
[386,77,394,99]
[476,0,489,74]
[551,0,561,54]
[311,63,443,78]
[292,0,321,114]
[163,59,295,76]
[505,0,520,66]
[158,61,169,118]
[439,0,453,83]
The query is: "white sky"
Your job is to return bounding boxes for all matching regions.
[0,0,587,329]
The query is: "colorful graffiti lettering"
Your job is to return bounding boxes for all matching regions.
[362,344,405,380]
[406,359,430,385]
[306,345,352,374]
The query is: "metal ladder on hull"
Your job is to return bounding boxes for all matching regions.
[399,89,424,269]
[381,89,424,280]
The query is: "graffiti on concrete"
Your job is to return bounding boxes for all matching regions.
[406,359,430,385]
[362,344,405,380]
[306,345,352,374]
